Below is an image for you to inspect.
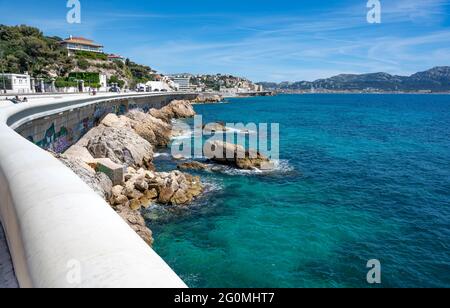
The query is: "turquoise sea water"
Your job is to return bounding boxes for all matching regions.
[148,94,450,288]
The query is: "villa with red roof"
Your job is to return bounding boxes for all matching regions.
[61,36,104,55]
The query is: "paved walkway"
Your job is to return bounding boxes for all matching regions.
[0,223,18,288]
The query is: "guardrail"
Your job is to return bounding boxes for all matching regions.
[0,93,192,288]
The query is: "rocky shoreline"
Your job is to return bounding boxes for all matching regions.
[54,98,273,246]
[55,100,201,245]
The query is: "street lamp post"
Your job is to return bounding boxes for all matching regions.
[1,67,5,94]
[0,50,6,94]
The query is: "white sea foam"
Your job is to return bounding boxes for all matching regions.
[218,159,295,176]
[224,127,257,135]
[171,131,193,141]
[202,179,223,194]
[153,152,171,158]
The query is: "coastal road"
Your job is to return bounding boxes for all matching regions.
[0,223,18,288]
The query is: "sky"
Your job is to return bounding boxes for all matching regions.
[0,0,449,82]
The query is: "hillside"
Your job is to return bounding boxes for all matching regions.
[0,24,156,88]
[190,74,260,92]
[258,67,450,92]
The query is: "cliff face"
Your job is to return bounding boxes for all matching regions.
[258,67,450,92]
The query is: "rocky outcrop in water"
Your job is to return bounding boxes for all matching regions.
[203,122,228,133]
[204,140,274,170]
[111,167,203,208]
[150,100,196,123]
[192,94,223,104]
[177,161,210,171]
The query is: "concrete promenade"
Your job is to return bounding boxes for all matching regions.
[0,92,195,288]
[0,223,18,288]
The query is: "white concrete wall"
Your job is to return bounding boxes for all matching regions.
[0,93,194,288]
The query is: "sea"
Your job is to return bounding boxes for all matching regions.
[147,94,450,288]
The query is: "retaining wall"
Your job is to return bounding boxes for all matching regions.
[0,93,196,288]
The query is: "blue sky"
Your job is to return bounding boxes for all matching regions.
[0,0,449,82]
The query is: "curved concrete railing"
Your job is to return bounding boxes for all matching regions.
[0,93,191,288]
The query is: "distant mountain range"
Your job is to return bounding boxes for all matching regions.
[257,67,450,92]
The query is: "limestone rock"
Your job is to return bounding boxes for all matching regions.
[192,94,223,104]
[115,203,154,246]
[125,167,204,206]
[101,113,132,129]
[86,125,154,169]
[149,100,195,123]
[126,110,172,147]
[203,122,228,133]
[56,154,113,199]
[177,161,209,171]
[64,145,95,164]
[169,100,196,118]
[204,140,274,170]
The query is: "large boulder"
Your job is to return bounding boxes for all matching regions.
[101,113,132,129]
[169,100,196,118]
[149,100,195,123]
[64,145,95,164]
[126,110,173,147]
[86,125,154,169]
[204,140,274,170]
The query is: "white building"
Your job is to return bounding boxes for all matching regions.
[169,76,191,92]
[0,73,32,94]
[145,81,174,92]
[99,74,108,92]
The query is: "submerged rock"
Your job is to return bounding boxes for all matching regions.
[177,161,210,171]
[204,140,274,170]
[203,122,228,133]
